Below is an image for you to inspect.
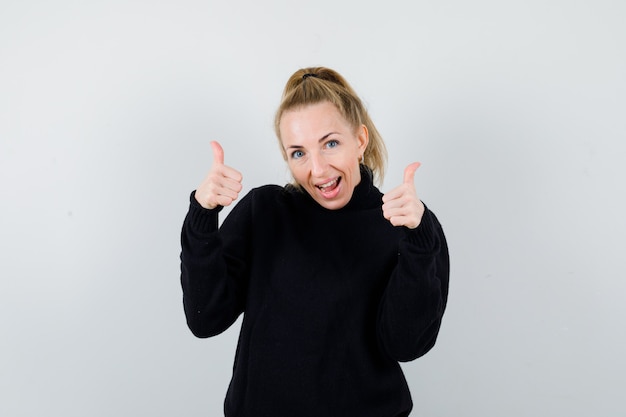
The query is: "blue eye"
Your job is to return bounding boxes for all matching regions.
[291,150,304,159]
[326,140,339,149]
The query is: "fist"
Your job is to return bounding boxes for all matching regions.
[382,162,425,229]
[194,141,243,209]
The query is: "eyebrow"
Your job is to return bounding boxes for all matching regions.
[285,132,337,150]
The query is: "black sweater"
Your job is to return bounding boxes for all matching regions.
[180,169,449,417]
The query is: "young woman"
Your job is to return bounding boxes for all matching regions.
[180,67,449,416]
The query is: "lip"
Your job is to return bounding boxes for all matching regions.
[316,177,339,188]
[314,176,342,200]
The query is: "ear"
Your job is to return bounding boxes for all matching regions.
[356,124,369,154]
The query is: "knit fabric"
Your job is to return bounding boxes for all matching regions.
[180,168,449,417]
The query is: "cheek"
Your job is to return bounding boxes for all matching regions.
[288,161,307,181]
[344,155,360,172]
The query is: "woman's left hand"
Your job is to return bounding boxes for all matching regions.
[382,162,425,229]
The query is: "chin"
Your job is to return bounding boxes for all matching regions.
[318,200,347,210]
[314,193,351,210]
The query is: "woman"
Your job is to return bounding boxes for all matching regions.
[180,67,449,416]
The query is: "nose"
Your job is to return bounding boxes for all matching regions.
[310,151,329,177]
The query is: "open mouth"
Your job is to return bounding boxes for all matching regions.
[316,177,341,195]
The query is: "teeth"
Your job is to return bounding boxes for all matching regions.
[318,179,337,189]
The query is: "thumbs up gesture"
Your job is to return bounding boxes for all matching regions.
[194,141,243,209]
[382,162,425,229]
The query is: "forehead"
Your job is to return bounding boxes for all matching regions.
[279,102,352,140]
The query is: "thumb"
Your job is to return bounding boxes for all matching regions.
[403,162,421,185]
[211,141,224,165]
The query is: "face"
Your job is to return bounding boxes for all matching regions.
[279,101,368,210]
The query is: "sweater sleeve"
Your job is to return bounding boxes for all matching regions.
[377,206,450,362]
[179,191,251,338]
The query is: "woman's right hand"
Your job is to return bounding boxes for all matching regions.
[194,141,243,209]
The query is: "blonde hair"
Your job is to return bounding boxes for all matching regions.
[274,67,387,186]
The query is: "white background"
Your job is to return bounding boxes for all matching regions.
[1,0,625,416]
